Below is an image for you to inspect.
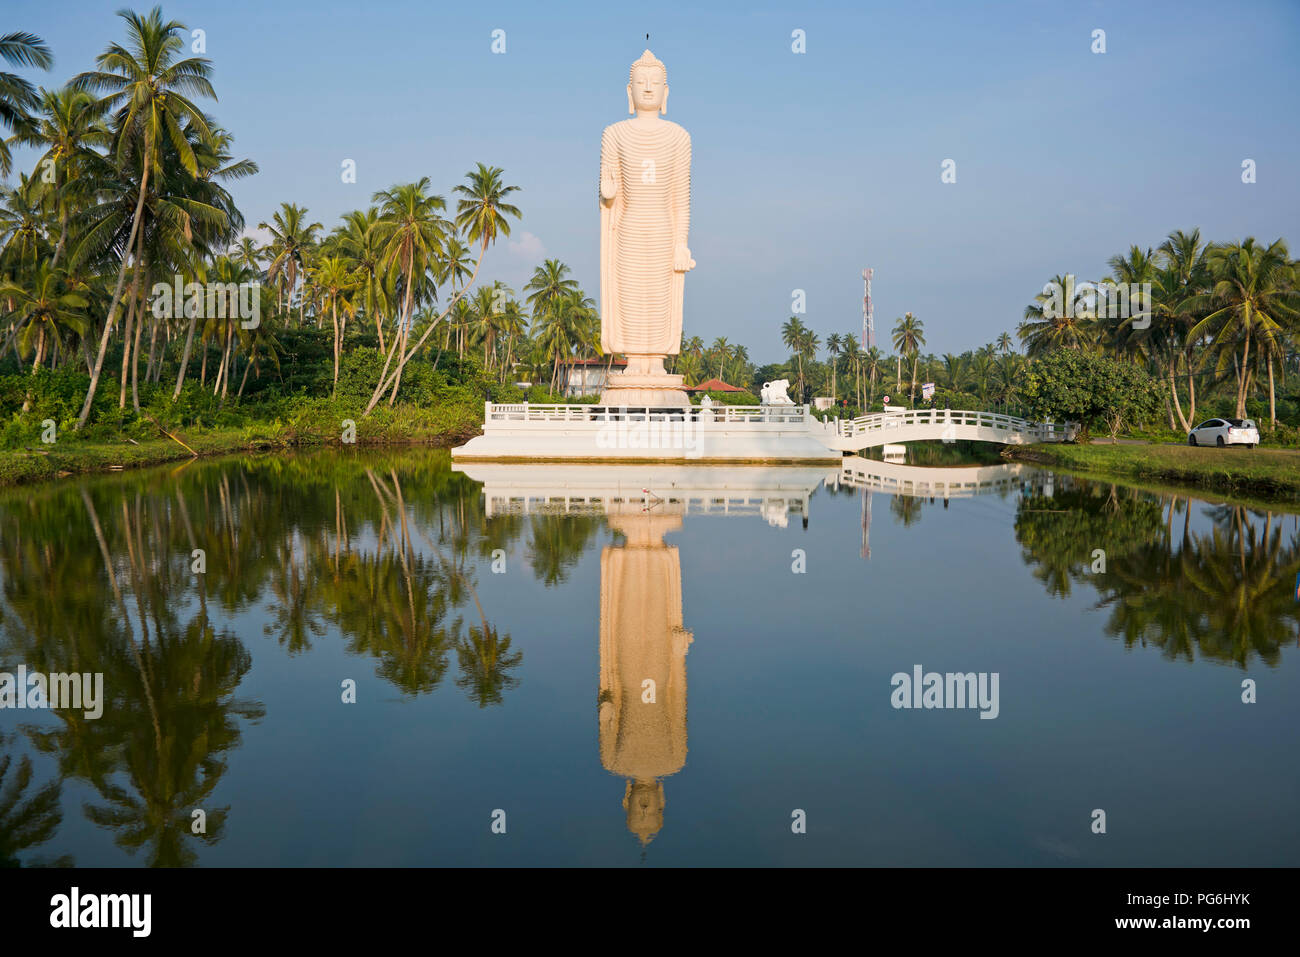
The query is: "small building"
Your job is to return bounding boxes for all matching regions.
[684,377,745,396]
[560,357,627,398]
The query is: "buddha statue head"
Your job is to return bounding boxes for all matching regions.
[627,49,668,116]
[623,778,666,845]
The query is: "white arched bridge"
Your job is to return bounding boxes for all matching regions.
[823,408,1077,452]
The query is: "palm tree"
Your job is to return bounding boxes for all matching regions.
[781,316,807,398]
[366,178,446,406]
[730,344,750,390]
[1158,228,1210,426]
[940,352,967,393]
[366,165,520,412]
[259,202,321,318]
[71,7,216,429]
[891,312,925,403]
[1185,238,1299,419]
[996,331,1013,355]
[711,336,731,380]
[864,345,883,408]
[311,254,359,394]
[0,262,87,372]
[525,259,580,333]
[826,332,842,400]
[1018,273,1095,356]
[13,86,109,266]
[0,31,53,175]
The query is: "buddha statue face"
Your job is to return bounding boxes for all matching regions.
[627,52,668,115]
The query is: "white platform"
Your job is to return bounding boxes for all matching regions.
[451,402,842,463]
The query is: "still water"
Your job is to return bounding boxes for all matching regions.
[1,449,1297,866]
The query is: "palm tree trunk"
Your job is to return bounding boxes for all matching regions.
[1236,330,1251,419]
[221,328,233,400]
[365,242,486,416]
[332,298,341,396]
[131,260,148,413]
[130,294,145,412]
[387,249,416,406]
[173,302,200,399]
[237,355,252,399]
[118,287,137,409]
[76,155,150,430]
[1168,360,1189,432]
[1267,355,1276,429]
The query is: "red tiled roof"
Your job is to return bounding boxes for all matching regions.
[686,378,744,392]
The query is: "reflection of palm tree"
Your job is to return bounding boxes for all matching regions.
[1019,487,1300,666]
[0,731,72,867]
[455,625,523,707]
[527,513,605,586]
[265,534,325,654]
[889,494,923,527]
[1178,512,1299,666]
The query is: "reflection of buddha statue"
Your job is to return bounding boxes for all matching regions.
[598,50,694,408]
[598,511,691,845]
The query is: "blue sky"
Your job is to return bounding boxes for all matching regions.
[7,0,1300,362]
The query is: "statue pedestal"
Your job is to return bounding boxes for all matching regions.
[598,354,690,408]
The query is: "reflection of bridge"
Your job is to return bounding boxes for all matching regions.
[837,458,1029,498]
[825,409,1077,452]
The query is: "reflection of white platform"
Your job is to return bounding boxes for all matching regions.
[451,402,842,462]
[452,462,834,523]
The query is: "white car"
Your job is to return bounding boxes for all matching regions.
[1187,417,1260,448]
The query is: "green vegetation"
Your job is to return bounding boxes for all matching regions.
[1020,349,1162,440]
[1005,442,1300,500]
[1014,478,1300,666]
[0,11,608,478]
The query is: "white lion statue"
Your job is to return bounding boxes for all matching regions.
[761,379,794,405]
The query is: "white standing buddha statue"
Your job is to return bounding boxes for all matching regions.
[598,49,694,408]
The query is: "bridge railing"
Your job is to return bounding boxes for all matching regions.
[485,402,812,425]
[836,408,1074,442]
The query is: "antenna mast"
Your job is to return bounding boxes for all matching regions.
[862,267,874,349]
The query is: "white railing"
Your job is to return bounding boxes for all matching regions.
[835,408,1074,443]
[484,402,811,425]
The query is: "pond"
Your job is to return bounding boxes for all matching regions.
[1,448,1297,866]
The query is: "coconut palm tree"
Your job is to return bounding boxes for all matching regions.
[311,254,359,394]
[863,345,883,408]
[996,331,1013,355]
[1018,274,1095,356]
[0,31,53,175]
[13,86,109,266]
[1184,238,1299,419]
[259,202,321,318]
[826,333,842,400]
[524,258,579,332]
[72,6,216,430]
[711,336,731,380]
[1157,228,1210,426]
[366,165,520,412]
[891,312,924,403]
[781,316,808,398]
[0,261,87,371]
[366,178,446,406]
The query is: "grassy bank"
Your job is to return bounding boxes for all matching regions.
[0,400,483,488]
[1004,442,1300,500]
